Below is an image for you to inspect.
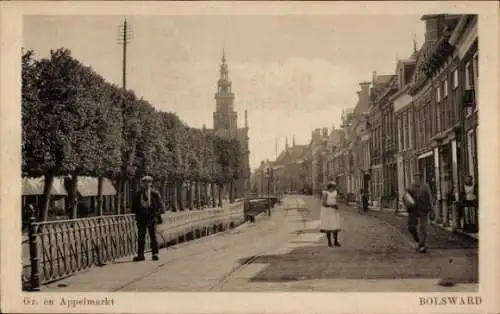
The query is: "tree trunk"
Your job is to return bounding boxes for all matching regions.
[160,179,166,213]
[203,183,208,208]
[229,181,234,203]
[122,180,128,213]
[97,176,104,216]
[115,177,123,214]
[39,175,54,221]
[179,181,185,211]
[217,184,223,208]
[173,181,179,212]
[196,182,201,209]
[168,183,174,211]
[188,182,194,210]
[211,183,216,208]
[69,173,79,219]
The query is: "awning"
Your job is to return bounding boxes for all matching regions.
[77,176,117,197]
[22,177,68,196]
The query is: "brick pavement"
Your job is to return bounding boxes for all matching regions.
[220,200,478,292]
[42,196,478,292]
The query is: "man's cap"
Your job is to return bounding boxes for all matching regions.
[141,175,154,182]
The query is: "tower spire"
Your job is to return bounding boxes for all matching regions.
[286,137,289,150]
[292,135,296,147]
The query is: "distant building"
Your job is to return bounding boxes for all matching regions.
[273,137,309,193]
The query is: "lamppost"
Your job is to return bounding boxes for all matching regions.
[264,165,272,216]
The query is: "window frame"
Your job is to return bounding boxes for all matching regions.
[473,52,479,112]
[452,69,458,89]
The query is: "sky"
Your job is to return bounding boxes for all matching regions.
[23,15,425,170]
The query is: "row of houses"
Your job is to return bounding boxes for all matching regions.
[250,14,478,234]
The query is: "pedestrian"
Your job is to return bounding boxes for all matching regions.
[403,172,434,253]
[460,175,478,232]
[361,189,369,212]
[132,175,164,262]
[319,181,341,247]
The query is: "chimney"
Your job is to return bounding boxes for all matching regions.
[244,109,248,129]
[359,81,372,109]
[421,14,443,45]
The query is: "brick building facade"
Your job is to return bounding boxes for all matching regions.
[252,14,479,234]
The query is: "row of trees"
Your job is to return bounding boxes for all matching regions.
[22,48,242,221]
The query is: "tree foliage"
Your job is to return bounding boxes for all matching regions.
[22,48,242,190]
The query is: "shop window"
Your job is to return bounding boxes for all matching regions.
[467,129,477,178]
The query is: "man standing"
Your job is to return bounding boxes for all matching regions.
[132,176,164,262]
[405,172,434,253]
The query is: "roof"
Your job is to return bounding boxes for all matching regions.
[22,177,68,196]
[375,74,394,85]
[275,144,309,165]
[236,128,248,145]
[77,177,117,197]
[21,176,117,197]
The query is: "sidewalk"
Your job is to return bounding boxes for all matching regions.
[42,199,291,292]
[350,203,479,241]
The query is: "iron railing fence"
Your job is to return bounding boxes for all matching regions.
[23,204,245,291]
[22,214,148,290]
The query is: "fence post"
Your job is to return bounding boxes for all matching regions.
[28,210,41,291]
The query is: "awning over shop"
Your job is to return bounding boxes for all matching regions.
[22,177,68,196]
[77,176,117,197]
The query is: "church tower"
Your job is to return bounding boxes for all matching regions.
[211,49,251,198]
[213,49,238,138]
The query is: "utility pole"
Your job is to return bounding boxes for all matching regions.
[118,19,132,89]
[116,18,133,214]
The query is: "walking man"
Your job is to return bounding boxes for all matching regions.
[361,189,369,212]
[132,175,164,262]
[404,172,434,253]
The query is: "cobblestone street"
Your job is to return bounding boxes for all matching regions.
[43,196,478,292]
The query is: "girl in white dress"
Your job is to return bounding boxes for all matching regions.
[320,181,341,247]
